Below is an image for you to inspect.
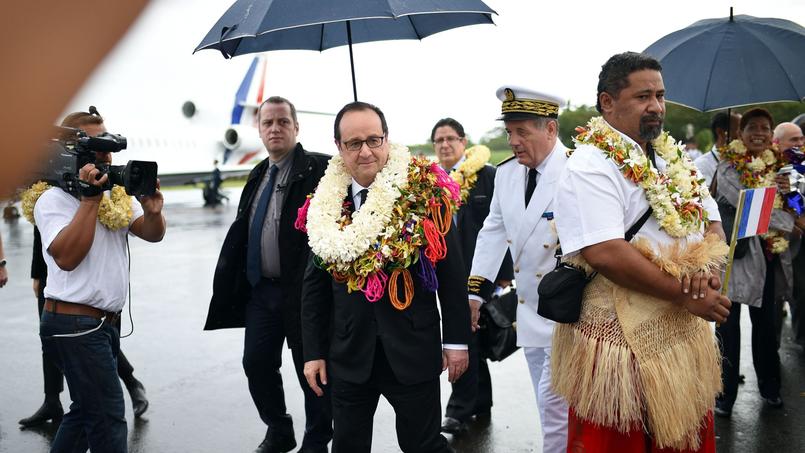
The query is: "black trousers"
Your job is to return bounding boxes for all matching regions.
[37,288,137,397]
[243,278,332,448]
[445,330,491,422]
[331,341,452,453]
[717,256,782,407]
[792,249,805,348]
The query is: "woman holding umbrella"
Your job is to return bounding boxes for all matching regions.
[713,108,799,417]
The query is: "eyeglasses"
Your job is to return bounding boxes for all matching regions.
[433,136,462,145]
[342,135,385,152]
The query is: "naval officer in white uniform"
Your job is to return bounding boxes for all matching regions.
[467,86,569,452]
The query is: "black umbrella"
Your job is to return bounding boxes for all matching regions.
[644,8,805,112]
[195,0,496,101]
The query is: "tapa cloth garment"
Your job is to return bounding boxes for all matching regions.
[552,234,727,451]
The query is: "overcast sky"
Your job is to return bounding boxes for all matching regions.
[65,0,805,151]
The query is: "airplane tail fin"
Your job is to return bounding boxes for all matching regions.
[230,55,267,128]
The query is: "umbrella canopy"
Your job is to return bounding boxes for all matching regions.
[644,12,805,112]
[195,0,496,100]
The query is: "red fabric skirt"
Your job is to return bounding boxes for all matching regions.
[567,408,715,453]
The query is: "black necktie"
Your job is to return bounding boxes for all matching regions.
[358,189,368,210]
[525,168,538,207]
[246,164,279,286]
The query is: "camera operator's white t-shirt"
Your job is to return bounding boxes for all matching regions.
[34,187,144,312]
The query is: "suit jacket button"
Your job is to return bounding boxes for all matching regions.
[506,239,512,244]
[514,267,520,273]
[518,298,525,304]
[536,273,543,278]
[543,244,550,248]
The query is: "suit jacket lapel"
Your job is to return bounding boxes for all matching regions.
[511,142,565,261]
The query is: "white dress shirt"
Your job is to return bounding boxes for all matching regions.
[694,146,721,188]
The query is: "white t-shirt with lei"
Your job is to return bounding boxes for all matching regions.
[34,187,143,312]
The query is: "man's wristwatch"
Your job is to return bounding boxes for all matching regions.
[0,259,6,268]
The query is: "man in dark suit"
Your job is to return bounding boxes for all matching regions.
[301,102,471,453]
[430,118,514,434]
[206,96,332,453]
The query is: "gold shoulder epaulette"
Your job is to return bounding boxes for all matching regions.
[496,154,516,167]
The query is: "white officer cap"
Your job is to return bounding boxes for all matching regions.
[495,86,565,121]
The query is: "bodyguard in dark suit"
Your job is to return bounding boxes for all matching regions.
[206,96,332,453]
[430,118,514,435]
[301,102,471,453]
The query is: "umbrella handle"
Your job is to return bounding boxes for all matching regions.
[347,21,357,101]
[218,25,238,59]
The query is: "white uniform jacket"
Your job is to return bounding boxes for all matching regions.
[470,140,568,348]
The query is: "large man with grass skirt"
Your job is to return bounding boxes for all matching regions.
[552,52,730,452]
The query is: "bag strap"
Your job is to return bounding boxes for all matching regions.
[625,207,653,242]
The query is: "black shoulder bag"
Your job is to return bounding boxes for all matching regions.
[478,285,519,362]
[537,207,653,323]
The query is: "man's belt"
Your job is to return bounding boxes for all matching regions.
[44,299,120,321]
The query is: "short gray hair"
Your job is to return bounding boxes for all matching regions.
[532,117,559,130]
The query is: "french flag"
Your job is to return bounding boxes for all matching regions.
[736,187,777,238]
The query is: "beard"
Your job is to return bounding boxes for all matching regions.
[638,114,664,142]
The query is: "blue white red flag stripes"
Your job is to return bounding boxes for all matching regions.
[736,187,777,239]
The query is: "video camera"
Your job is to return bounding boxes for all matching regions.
[35,126,158,197]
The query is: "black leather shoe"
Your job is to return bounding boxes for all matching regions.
[255,430,297,453]
[19,400,63,427]
[713,400,732,418]
[297,446,328,453]
[440,417,469,435]
[125,378,149,418]
[763,395,783,408]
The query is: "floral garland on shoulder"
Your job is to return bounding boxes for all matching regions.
[20,181,133,231]
[720,139,788,254]
[571,116,711,238]
[449,145,491,203]
[295,144,461,310]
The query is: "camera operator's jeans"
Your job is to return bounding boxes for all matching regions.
[40,311,127,453]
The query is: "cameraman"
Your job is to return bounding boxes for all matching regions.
[21,110,151,430]
[34,109,165,452]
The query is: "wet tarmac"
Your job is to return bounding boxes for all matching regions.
[1,187,803,453]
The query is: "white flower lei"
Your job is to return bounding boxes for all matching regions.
[20,182,133,231]
[721,140,789,253]
[573,117,711,237]
[306,144,411,265]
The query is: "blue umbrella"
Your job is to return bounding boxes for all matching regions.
[195,0,496,101]
[644,9,805,111]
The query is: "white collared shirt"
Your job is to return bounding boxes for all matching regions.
[555,122,721,256]
[694,146,721,188]
[350,179,370,210]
